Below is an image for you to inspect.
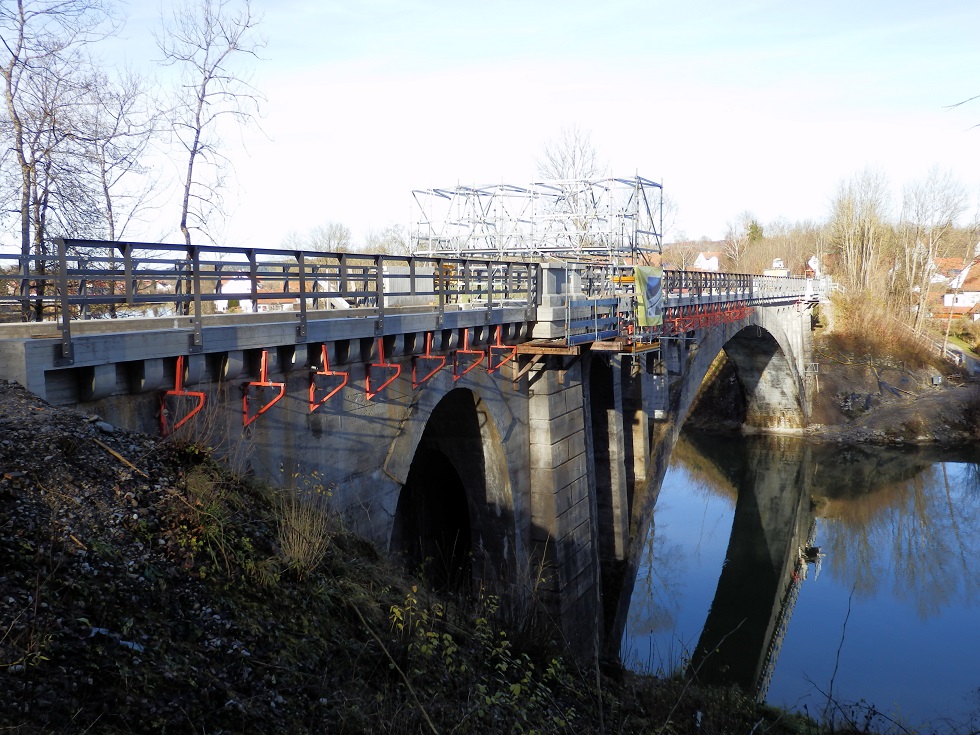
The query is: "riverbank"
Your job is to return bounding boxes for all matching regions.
[805,344,979,445]
[689,329,980,445]
[0,380,816,734]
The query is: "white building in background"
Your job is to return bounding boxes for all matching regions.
[215,279,254,312]
[693,251,721,271]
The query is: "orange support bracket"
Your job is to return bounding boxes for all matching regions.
[411,332,446,389]
[309,344,348,413]
[453,330,484,382]
[366,338,401,400]
[487,326,517,375]
[243,350,286,427]
[160,355,206,437]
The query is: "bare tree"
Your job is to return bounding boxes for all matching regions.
[0,0,115,318]
[82,65,160,242]
[827,168,892,293]
[536,124,605,182]
[282,221,352,253]
[363,224,408,255]
[308,222,351,252]
[723,210,759,269]
[899,167,968,331]
[535,125,610,253]
[662,238,705,270]
[156,0,263,247]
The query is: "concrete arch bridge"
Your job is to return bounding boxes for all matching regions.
[0,239,821,656]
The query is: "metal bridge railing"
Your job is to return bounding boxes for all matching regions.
[565,263,817,345]
[1,240,820,356]
[0,239,540,359]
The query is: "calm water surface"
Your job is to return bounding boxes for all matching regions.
[623,433,980,730]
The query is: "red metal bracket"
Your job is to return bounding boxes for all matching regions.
[160,355,206,436]
[487,326,517,374]
[662,302,755,336]
[243,350,286,427]
[411,332,446,389]
[453,330,484,382]
[309,344,349,413]
[366,338,401,400]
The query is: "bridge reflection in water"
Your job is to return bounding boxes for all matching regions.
[617,432,818,696]
[620,431,980,725]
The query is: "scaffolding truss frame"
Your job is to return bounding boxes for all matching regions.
[410,175,663,265]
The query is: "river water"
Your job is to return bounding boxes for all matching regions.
[622,432,980,731]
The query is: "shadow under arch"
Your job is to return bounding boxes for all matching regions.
[390,387,516,592]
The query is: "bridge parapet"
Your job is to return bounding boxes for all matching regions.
[0,239,540,364]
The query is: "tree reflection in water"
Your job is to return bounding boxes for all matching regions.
[622,431,980,730]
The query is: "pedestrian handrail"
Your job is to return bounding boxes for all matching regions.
[1,239,820,358]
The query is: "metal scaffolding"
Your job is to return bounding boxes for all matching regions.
[410,175,663,265]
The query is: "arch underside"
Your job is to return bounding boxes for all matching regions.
[390,388,517,590]
[723,325,805,432]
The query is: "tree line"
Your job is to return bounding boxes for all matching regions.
[1,0,262,260]
[667,165,978,335]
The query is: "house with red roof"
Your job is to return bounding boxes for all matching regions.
[942,258,980,320]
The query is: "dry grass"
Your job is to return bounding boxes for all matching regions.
[824,293,938,369]
[275,491,332,578]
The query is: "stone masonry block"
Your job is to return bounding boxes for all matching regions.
[556,495,593,543]
[529,429,586,470]
[530,409,585,445]
[551,458,588,507]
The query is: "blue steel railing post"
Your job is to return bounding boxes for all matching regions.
[78,256,89,320]
[54,237,73,365]
[18,249,31,322]
[214,261,224,311]
[189,245,203,352]
[339,252,349,299]
[120,242,136,305]
[374,254,385,334]
[248,249,258,313]
[436,257,445,326]
[534,263,540,305]
[295,250,307,341]
[485,260,494,323]
[310,263,320,310]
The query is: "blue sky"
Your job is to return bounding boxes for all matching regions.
[121,1,980,246]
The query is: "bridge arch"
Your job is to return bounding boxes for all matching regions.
[722,323,806,431]
[669,306,811,434]
[389,387,518,590]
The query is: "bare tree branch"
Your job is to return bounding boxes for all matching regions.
[156,0,265,248]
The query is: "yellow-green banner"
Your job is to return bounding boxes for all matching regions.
[634,266,663,327]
